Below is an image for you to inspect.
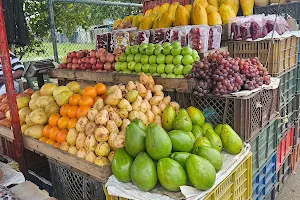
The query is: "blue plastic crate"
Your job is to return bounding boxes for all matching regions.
[252,152,277,200]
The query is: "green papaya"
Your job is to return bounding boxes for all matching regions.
[112,148,133,182]
[168,130,194,152]
[157,158,187,191]
[205,128,223,152]
[170,152,191,169]
[221,124,243,155]
[172,109,193,132]
[187,106,205,126]
[162,105,176,131]
[196,146,223,170]
[192,125,205,139]
[125,123,146,157]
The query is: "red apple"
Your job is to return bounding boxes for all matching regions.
[95,62,103,70]
[58,63,65,69]
[85,63,92,70]
[90,57,97,65]
[70,51,76,58]
[78,58,82,64]
[100,54,107,63]
[76,52,83,58]
[99,48,106,53]
[96,50,103,58]
[82,49,89,55]
[72,58,78,64]
[67,63,72,69]
[85,57,91,64]
[104,62,111,71]
[71,63,78,70]
[89,50,96,57]
[67,57,72,63]
[106,53,115,63]
[67,52,72,58]
[80,64,85,70]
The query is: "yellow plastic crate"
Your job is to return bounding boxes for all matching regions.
[104,152,252,200]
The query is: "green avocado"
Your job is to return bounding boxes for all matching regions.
[172,109,193,132]
[186,106,205,126]
[205,128,223,152]
[196,146,223,170]
[192,125,205,139]
[125,122,146,157]
[221,124,243,155]
[192,136,211,154]
[170,152,191,169]
[112,148,133,183]
[162,105,176,131]
[168,130,194,152]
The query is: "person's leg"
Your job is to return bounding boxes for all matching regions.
[0,84,6,96]
[0,81,20,95]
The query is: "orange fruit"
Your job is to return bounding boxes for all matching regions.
[49,126,60,141]
[78,96,94,107]
[68,105,79,118]
[46,139,55,145]
[94,96,100,102]
[56,129,68,143]
[82,86,97,98]
[58,116,70,130]
[60,104,71,116]
[76,106,90,118]
[69,94,81,106]
[39,137,48,143]
[42,125,52,138]
[94,83,107,95]
[100,93,107,99]
[49,113,61,126]
[53,142,61,148]
[67,118,78,130]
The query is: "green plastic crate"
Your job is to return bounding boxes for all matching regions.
[278,96,296,139]
[251,118,278,176]
[279,65,297,108]
[296,63,300,94]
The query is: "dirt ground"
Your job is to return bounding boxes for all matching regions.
[277,164,300,200]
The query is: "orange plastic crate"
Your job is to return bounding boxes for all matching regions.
[276,127,294,171]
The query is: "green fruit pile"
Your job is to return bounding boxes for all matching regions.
[114,42,200,78]
[111,106,243,193]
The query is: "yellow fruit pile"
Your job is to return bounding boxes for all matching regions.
[113,0,254,29]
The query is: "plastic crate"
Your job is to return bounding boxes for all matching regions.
[293,94,300,119]
[250,118,278,176]
[278,96,296,138]
[276,154,291,193]
[276,127,294,171]
[265,186,276,200]
[291,140,300,174]
[252,152,276,200]
[49,159,106,200]
[142,0,190,13]
[254,2,300,25]
[183,88,279,142]
[224,36,299,76]
[278,65,297,108]
[104,152,252,200]
[293,118,300,146]
[296,64,300,94]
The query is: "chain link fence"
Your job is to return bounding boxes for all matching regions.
[18,0,143,63]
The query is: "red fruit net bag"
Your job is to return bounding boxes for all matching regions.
[240,16,251,40]
[264,15,290,35]
[208,25,222,50]
[250,15,263,40]
[96,32,112,52]
[230,17,242,40]
[151,28,171,44]
[170,26,190,47]
[188,25,209,53]
[135,30,150,45]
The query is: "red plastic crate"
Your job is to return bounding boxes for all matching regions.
[291,139,300,174]
[276,127,294,171]
[142,0,190,13]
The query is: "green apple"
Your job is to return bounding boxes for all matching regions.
[146,73,151,76]
[141,55,149,64]
[131,71,137,74]
[145,46,155,56]
[128,61,136,71]
[131,45,139,55]
[192,49,198,56]
[114,62,122,71]
[171,41,181,48]
[154,44,161,48]
[134,54,142,63]
[174,65,184,75]
[167,74,176,78]
[149,64,157,74]
[176,75,184,78]
[183,65,193,75]
[155,46,163,56]
[125,46,131,54]
[163,46,173,55]
[162,42,171,48]
[165,55,173,64]
[142,64,150,73]
[139,44,148,54]
[121,62,128,71]
[135,63,143,72]
[193,54,200,62]
[148,43,155,48]
[171,47,182,56]
[127,54,134,62]
[149,55,157,64]
[157,64,165,74]
[119,54,127,62]
[182,55,194,65]
[152,73,160,76]
[161,73,167,78]
[123,69,132,74]
[157,54,166,64]
[165,64,175,74]
[181,46,193,56]
[173,55,183,65]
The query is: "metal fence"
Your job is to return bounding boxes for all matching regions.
[18,0,142,63]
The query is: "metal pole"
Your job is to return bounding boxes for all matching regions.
[0,0,28,175]
[49,0,59,62]
[53,0,142,7]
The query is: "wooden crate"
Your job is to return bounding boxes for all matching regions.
[224,36,299,76]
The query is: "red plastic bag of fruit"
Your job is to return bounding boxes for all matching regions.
[170,26,190,47]
[208,25,222,50]
[188,25,209,53]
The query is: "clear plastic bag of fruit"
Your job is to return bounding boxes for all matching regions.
[112,28,137,52]
[230,17,242,40]
[170,26,190,47]
[151,28,171,44]
[240,16,251,40]
[208,25,222,50]
[96,32,112,52]
[264,15,290,35]
[135,30,150,45]
[188,25,209,53]
[250,15,264,40]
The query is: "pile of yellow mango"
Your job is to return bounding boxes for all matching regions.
[113,0,254,30]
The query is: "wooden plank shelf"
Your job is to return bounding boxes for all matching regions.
[0,127,111,183]
[49,69,195,92]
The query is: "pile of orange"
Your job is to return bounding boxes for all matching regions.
[39,83,107,149]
